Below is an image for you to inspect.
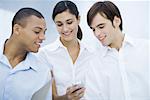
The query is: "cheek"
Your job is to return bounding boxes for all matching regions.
[72,24,78,34]
[104,27,112,36]
[56,27,62,34]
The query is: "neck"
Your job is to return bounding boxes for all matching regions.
[4,38,27,68]
[60,38,79,50]
[109,30,124,51]
[60,38,80,64]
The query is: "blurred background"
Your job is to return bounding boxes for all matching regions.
[0,0,149,49]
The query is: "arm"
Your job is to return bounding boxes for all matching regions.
[52,77,85,100]
[52,75,68,100]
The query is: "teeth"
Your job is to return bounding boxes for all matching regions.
[63,31,72,36]
[35,42,41,45]
[63,33,70,36]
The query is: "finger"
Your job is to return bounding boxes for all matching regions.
[73,93,84,100]
[78,91,85,98]
[66,86,75,94]
[72,94,83,100]
[71,88,85,100]
[67,85,81,94]
[74,87,85,95]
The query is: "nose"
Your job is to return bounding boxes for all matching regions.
[94,29,101,37]
[94,29,106,41]
[39,32,46,40]
[62,24,69,33]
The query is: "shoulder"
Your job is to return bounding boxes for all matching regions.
[40,42,58,52]
[125,35,148,46]
[28,53,53,70]
[130,37,149,49]
[40,37,62,53]
[80,40,96,55]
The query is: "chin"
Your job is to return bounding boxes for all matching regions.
[63,37,74,42]
[33,51,38,53]
[31,49,39,53]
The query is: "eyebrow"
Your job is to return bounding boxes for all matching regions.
[34,27,47,31]
[90,23,105,29]
[55,18,73,23]
[66,19,72,21]
[96,23,105,28]
[55,21,62,24]
[34,27,42,30]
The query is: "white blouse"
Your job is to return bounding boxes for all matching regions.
[38,37,94,96]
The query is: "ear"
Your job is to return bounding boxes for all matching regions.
[13,24,22,35]
[113,16,121,28]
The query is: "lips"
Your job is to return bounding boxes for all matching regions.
[35,41,42,48]
[98,34,106,42]
[63,30,73,36]
[100,37,105,41]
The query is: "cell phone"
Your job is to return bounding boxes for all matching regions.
[72,87,83,93]
[71,84,84,93]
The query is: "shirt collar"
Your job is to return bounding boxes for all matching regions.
[44,36,64,52]
[46,36,91,53]
[79,40,94,54]
[102,34,135,57]
[0,39,7,60]
[24,53,40,71]
[7,53,39,74]
[0,39,39,72]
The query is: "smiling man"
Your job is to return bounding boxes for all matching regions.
[0,8,52,100]
[87,1,149,100]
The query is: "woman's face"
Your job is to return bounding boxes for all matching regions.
[54,10,80,42]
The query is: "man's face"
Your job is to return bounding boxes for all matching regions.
[18,15,47,53]
[90,13,116,46]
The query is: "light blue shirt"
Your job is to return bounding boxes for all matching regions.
[0,40,52,100]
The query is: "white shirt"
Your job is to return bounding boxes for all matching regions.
[0,39,52,100]
[100,35,149,100]
[85,50,125,100]
[38,37,94,96]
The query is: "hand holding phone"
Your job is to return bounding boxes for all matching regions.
[71,84,84,93]
[66,84,85,100]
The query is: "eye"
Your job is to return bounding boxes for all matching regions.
[56,23,63,27]
[34,31,40,34]
[67,21,73,24]
[98,25,104,29]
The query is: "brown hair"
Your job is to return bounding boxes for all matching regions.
[87,1,123,31]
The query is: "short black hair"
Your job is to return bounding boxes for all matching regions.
[12,7,44,32]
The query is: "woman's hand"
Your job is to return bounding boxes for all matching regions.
[65,84,85,100]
